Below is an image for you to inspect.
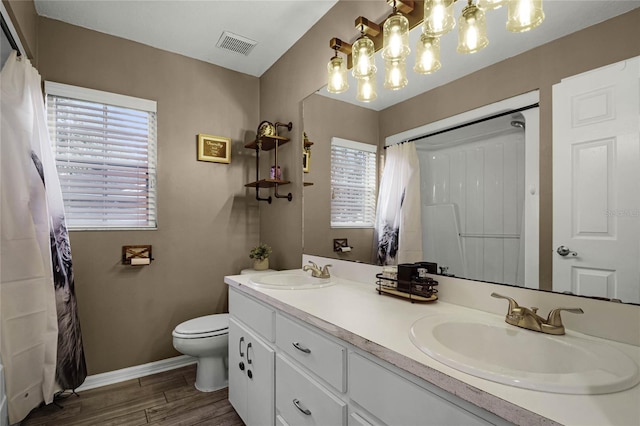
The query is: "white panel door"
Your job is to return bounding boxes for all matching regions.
[552,57,640,303]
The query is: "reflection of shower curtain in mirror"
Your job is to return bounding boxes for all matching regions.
[1,51,86,424]
[374,143,422,265]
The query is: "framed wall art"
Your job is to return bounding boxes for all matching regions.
[197,134,231,164]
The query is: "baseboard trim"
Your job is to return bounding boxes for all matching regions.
[75,355,197,392]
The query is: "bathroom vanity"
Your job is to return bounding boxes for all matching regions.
[225,259,640,426]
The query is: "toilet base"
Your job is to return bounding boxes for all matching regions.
[194,355,228,392]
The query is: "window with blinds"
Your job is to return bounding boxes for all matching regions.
[45,82,157,230]
[330,137,377,228]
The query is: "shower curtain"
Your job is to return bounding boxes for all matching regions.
[374,142,423,265]
[1,51,86,424]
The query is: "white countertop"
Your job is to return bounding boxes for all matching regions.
[225,271,640,426]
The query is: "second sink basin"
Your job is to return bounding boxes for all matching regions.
[249,270,335,290]
[409,313,639,394]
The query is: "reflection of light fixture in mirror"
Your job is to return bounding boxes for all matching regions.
[507,0,545,32]
[356,75,377,102]
[327,47,349,94]
[457,0,489,54]
[423,0,456,37]
[414,34,441,74]
[477,0,506,11]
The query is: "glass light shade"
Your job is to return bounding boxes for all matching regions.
[423,0,456,37]
[414,34,441,74]
[384,59,408,90]
[352,36,376,78]
[477,0,506,10]
[356,75,377,102]
[382,12,410,61]
[327,55,349,94]
[507,0,545,32]
[457,4,489,54]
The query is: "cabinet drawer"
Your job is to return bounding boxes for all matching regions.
[229,288,275,341]
[276,313,346,392]
[276,354,346,426]
[348,352,492,426]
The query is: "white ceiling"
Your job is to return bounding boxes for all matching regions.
[33,1,640,111]
[34,0,339,77]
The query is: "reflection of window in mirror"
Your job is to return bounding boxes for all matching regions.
[330,137,377,228]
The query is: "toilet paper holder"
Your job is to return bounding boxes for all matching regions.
[333,239,352,253]
[122,245,153,265]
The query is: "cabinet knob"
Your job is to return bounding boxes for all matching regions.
[239,362,245,371]
[247,369,253,379]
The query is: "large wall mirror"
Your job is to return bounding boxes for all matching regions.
[302,4,640,305]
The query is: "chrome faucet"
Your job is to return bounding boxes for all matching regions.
[491,293,583,335]
[302,261,332,279]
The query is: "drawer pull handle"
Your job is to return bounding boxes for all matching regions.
[247,342,253,365]
[293,398,311,415]
[239,336,245,357]
[292,342,311,354]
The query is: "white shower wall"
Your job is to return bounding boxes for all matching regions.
[419,129,526,285]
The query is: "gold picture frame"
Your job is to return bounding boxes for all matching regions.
[303,150,311,173]
[197,134,231,164]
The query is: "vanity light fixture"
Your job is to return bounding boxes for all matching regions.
[456,0,489,54]
[327,43,349,94]
[352,19,378,101]
[327,0,545,102]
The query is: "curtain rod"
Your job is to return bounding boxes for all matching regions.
[384,103,539,149]
[1,11,22,56]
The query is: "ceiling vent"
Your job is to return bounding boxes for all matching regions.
[216,31,258,56]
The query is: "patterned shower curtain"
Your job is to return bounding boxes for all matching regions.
[373,142,423,265]
[1,51,86,424]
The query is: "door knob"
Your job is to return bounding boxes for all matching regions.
[556,246,578,257]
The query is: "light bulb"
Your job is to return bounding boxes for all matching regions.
[414,34,441,74]
[382,12,410,61]
[384,59,408,90]
[507,0,544,32]
[457,3,488,54]
[423,0,456,37]
[327,55,349,94]
[352,36,376,78]
[356,75,377,102]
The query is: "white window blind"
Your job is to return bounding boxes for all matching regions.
[331,137,377,228]
[45,82,157,230]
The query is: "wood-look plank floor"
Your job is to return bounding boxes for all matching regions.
[22,364,245,426]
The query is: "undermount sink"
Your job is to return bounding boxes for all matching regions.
[249,270,335,290]
[409,313,640,394]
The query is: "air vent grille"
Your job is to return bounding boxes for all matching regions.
[216,31,258,56]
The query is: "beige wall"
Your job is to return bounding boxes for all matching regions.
[378,8,640,288]
[3,0,38,60]
[36,17,260,374]
[259,1,390,270]
[303,94,379,262]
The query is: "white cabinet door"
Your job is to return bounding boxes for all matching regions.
[229,318,248,424]
[229,317,275,426]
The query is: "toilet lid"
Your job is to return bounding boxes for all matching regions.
[174,313,229,335]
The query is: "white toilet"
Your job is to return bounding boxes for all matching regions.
[172,313,229,392]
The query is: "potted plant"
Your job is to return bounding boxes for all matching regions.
[249,243,272,271]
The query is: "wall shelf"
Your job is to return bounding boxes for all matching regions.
[245,135,290,151]
[247,122,293,203]
[245,179,291,188]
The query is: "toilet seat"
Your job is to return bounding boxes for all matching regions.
[172,313,229,339]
